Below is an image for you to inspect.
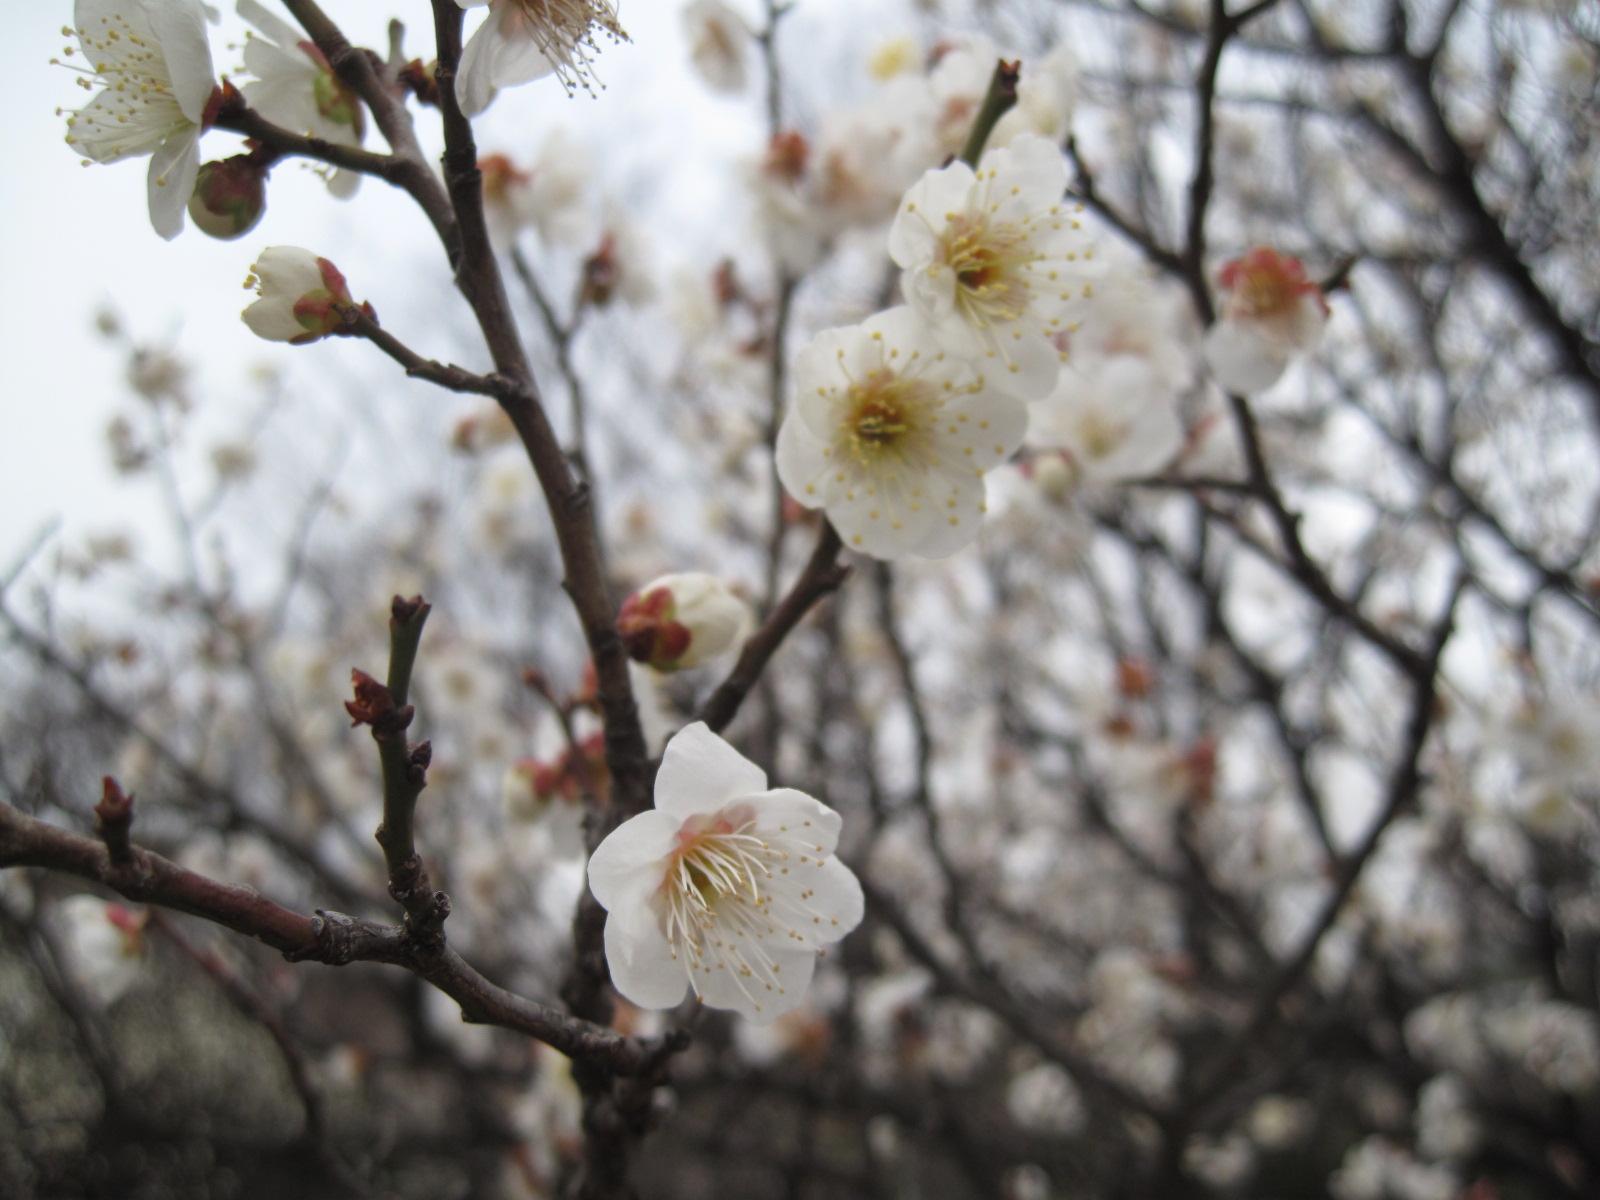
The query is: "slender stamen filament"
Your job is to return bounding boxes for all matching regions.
[938,213,1040,328]
[507,0,629,96]
[840,372,936,468]
[57,15,192,162]
[656,814,839,1013]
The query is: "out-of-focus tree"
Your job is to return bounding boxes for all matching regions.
[4,0,1599,1197]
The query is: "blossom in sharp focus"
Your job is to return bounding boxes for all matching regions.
[237,0,365,198]
[684,0,751,93]
[889,134,1096,399]
[1202,246,1329,395]
[775,305,1028,559]
[240,246,366,343]
[454,0,628,116]
[586,722,863,1021]
[616,572,753,671]
[59,0,219,240]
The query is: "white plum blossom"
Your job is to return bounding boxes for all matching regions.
[580,209,657,308]
[616,572,753,671]
[1415,1075,1480,1159]
[683,0,751,93]
[1064,260,1196,394]
[1202,246,1329,394]
[866,37,920,83]
[811,80,938,227]
[750,131,829,274]
[925,33,1004,158]
[454,0,628,116]
[586,722,863,1021]
[1484,999,1600,1093]
[992,43,1078,148]
[50,894,148,1008]
[237,0,365,198]
[1247,1095,1312,1149]
[925,34,1078,156]
[1505,695,1600,829]
[775,306,1028,559]
[240,246,363,343]
[60,0,219,240]
[1027,356,1184,485]
[479,129,592,251]
[889,134,1097,398]
[1330,1137,1457,1200]
[1006,1063,1086,1135]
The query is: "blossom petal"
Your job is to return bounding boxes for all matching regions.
[654,722,767,819]
[828,467,940,560]
[982,133,1067,222]
[586,809,679,912]
[747,788,843,857]
[888,160,977,269]
[774,409,830,511]
[237,0,303,49]
[1203,319,1290,395]
[979,324,1063,400]
[455,8,507,116]
[688,936,818,1023]
[142,0,216,122]
[242,296,305,341]
[327,168,362,199]
[604,912,690,1010]
[909,469,987,558]
[146,129,199,240]
[70,88,178,163]
[767,854,863,947]
[456,2,556,116]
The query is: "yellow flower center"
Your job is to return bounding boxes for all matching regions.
[942,214,1035,327]
[842,372,931,465]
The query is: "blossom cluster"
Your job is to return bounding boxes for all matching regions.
[776,132,1097,559]
[741,31,1079,265]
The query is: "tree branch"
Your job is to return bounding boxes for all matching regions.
[0,801,676,1075]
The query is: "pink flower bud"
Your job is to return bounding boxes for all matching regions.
[616,572,752,671]
[1216,247,1327,322]
[1203,246,1329,394]
[187,156,268,240]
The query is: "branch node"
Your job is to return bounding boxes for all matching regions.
[299,909,359,965]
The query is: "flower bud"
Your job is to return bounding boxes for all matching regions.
[188,156,267,240]
[1029,452,1078,501]
[1203,246,1329,394]
[504,756,571,822]
[241,247,370,344]
[616,572,752,671]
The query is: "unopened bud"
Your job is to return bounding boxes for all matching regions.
[580,233,622,308]
[1029,452,1078,501]
[616,572,752,671]
[188,156,267,240]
